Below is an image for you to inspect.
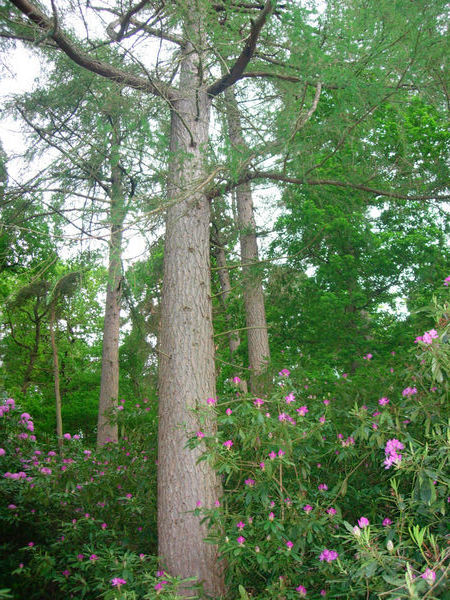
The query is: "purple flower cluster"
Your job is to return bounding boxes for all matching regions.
[384,438,405,469]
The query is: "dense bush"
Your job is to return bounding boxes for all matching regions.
[1,294,448,599]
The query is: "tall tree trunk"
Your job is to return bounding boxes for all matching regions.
[97,141,125,446]
[225,87,270,392]
[211,226,241,357]
[157,18,225,598]
[49,303,63,451]
[20,302,41,394]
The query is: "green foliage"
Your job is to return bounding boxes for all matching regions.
[192,292,449,599]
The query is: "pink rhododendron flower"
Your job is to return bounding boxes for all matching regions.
[402,386,417,397]
[421,568,436,584]
[319,549,338,562]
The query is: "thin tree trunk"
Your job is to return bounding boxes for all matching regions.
[157,16,225,597]
[20,303,41,394]
[212,227,241,356]
[225,87,270,392]
[97,136,125,446]
[49,303,63,451]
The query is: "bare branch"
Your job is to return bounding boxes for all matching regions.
[8,0,176,101]
[207,0,275,97]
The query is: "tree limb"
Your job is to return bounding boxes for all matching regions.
[207,0,275,97]
[8,0,176,101]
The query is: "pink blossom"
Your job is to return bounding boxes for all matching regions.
[269,451,276,459]
[319,549,338,562]
[223,440,233,449]
[402,386,417,396]
[357,517,369,528]
[326,507,337,516]
[0,449,5,456]
[378,397,389,406]
[245,478,255,486]
[89,554,98,561]
[278,449,285,457]
[268,512,275,521]
[63,433,71,440]
[259,462,265,470]
[296,585,307,596]
[206,397,216,405]
[154,581,168,591]
[101,523,107,529]
[117,405,124,411]
[278,368,290,377]
[237,535,245,545]
[236,521,245,530]
[226,408,232,416]
[196,431,205,439]
[285,392,295,404]
[303,505,313,513]
[296,406,308,416]
[421,568,436,584]
[318,483,328,491]
[363,353,373,360]
[319,416,326,424]
[40,467,51,475]
[215,500,220,507]
[196,501,202,508]
[422,329,438,344]
[444,275,450,286]
[254,398,264,407]
[111,578,126,587]
[232,376,241,384]
[382,518,392,527]
[286,540,294,550]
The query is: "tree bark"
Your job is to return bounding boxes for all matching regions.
[157,18,225,598]
[97,140,125,446]
[49,303,63,451]
[225,87,270,392]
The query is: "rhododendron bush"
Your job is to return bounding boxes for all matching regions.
[1,297,449,599]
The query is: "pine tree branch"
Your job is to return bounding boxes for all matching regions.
[207,0,275,97]
[7,0,176,101]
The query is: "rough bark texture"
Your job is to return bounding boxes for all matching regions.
[157,21,225,598]
[97,158,124,446]
[225,87,270,391]
[49,303,63,451]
